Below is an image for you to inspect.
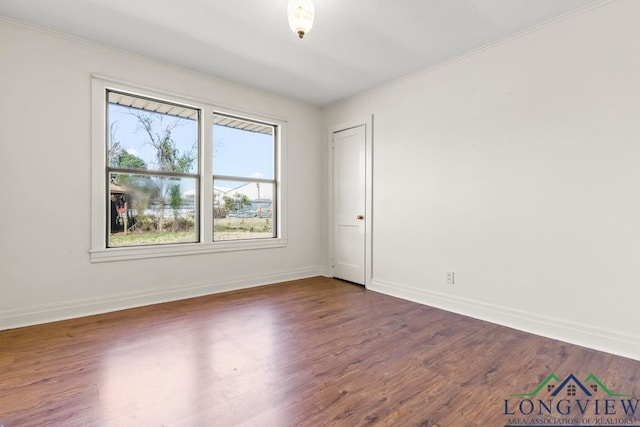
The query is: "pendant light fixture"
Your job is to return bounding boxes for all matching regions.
[287,0,315,39]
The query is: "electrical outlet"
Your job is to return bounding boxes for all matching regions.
[446,272,455,285]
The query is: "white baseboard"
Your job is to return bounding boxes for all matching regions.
[368,278,640,362]
[0,266,331,331]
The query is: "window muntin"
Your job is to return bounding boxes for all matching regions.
[107,91,200,247]
[212,113,277,241]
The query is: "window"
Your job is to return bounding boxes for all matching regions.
[107,91,200,247]
[91,77,286,262]
[213,113,276,241]
[566,384,576,396]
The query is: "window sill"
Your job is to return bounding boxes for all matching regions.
[90,238,288,263]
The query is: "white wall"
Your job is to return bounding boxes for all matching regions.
[324,0,640,360]
[0,19,327,328]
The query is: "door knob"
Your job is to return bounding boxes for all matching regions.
[357,215,364,220]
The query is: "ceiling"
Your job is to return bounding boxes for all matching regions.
[0,0,600,106]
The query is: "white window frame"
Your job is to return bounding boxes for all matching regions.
[90,75,287,262]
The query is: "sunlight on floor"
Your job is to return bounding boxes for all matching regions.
[99,306,284,425]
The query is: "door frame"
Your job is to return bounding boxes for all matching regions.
[327,115,373,287]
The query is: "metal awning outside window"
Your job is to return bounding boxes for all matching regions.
[108,91,273,135]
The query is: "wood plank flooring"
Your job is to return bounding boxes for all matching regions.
[1,276,638,426]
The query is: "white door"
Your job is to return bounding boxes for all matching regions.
[333,125,366,285]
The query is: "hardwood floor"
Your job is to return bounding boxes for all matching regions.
[1,276,638,426]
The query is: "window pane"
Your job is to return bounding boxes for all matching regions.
[213,179,274,241]
[108,92,198,174]
[109,173,198,247]
[213,115,274,180]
